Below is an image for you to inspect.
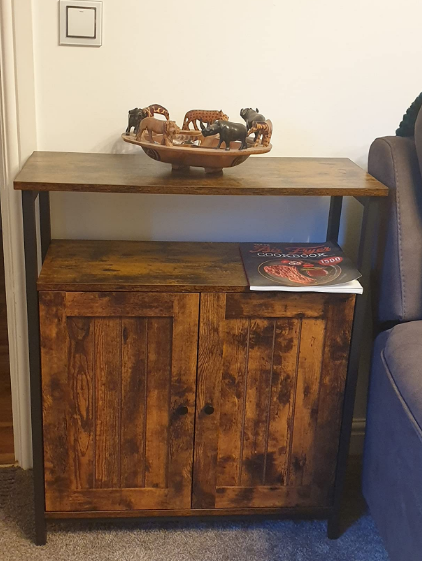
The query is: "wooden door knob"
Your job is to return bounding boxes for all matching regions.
[177,405,188,416]
[204,405,214,415]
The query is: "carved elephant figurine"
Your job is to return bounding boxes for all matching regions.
[240,108,266,130]
[240,108,266,143]
[126,108,146,135]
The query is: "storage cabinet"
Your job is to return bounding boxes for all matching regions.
[38,245,355,516]
[15,152,388,543]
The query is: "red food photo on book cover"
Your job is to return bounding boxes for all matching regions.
[240,242,361,292]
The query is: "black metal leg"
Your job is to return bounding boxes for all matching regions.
[22,191,47,546]
[327,197,378,539]
[326,197,343,243]
[38,192,51,262]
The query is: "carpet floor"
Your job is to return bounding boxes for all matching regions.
[0,465,389,561]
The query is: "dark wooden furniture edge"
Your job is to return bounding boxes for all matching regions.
[14,183,390,197]
[45,506,332,520]
[14,152,389,197]
[37,283,250,292]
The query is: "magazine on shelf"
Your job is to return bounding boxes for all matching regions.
[240,242,363,294]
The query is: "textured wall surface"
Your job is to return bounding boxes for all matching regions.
[30,0,422,422]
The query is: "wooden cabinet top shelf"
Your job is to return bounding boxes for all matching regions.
[15,152,388,197]
[37,240,249,292]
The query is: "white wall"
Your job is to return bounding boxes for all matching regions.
[31,0,422,241]
[31,0,422,423]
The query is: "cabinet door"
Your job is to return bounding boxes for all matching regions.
[193,292,355,510]
[40,292,199,512]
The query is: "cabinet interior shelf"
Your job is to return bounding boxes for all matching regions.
[38,239,249,293]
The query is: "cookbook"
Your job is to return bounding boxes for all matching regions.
[240,242,362,293]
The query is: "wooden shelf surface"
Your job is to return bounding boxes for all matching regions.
[15,152,389,197]
[37,240,249,292]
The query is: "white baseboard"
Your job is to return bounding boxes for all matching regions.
[350,418,366,456]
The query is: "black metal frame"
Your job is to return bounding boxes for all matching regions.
[326,196,378,538]
[21,191,379,545]
[326,196,343,243]
[22,190,50,545]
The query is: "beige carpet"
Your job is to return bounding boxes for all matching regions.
[0,466,388,561]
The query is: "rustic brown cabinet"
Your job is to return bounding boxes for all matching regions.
[14,153,388,543]
[37,242,355,518]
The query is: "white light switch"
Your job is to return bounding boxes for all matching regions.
[60,1,102,46]
[67,7,96,38]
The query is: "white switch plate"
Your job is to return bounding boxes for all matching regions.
[60,0,102,46]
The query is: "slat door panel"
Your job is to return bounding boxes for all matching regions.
[67,317,95,490]
[193,292,355,510]
[240,319,275,487]
[265,318,301,486]
[192,293,225,509]
[40,291,198,513]
[288,318,326,487]
[94,318,122,489]
[216,318,249,487]
[120,318,147,489]
[145,317,173,489]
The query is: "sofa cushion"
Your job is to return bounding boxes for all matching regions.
[383,321,422,429]
[369,136,422,322]
[363,328,422,561]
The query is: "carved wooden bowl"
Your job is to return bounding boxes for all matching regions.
[121,132,272,173]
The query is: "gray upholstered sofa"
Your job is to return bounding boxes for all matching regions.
[363,110,422,561]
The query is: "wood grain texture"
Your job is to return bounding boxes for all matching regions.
[38,240,248,293]
[193,292,355,510]
[225,292,326,318]
[192,293,226,508]
[45,488,181,511]
[288,319,326,487]
[40,285,355,514]
[145,318,172,489]
[40,291,198,512]
[265,319,301,486]
[40,292,70,510]
[168,294,199,503]
[120,318,147,488]
[66,291,175,316]
[312,295,356,504]
[215,485,313,509]
[94,318,122,489]
[240,320,275,486]
[45,506,332,519]
[217,319,249,487]
[67,318,94,490]
[14,152,389,197]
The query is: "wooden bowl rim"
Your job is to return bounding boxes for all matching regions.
[121,133,272,156]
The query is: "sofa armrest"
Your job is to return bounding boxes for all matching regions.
[369,136,422,323]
